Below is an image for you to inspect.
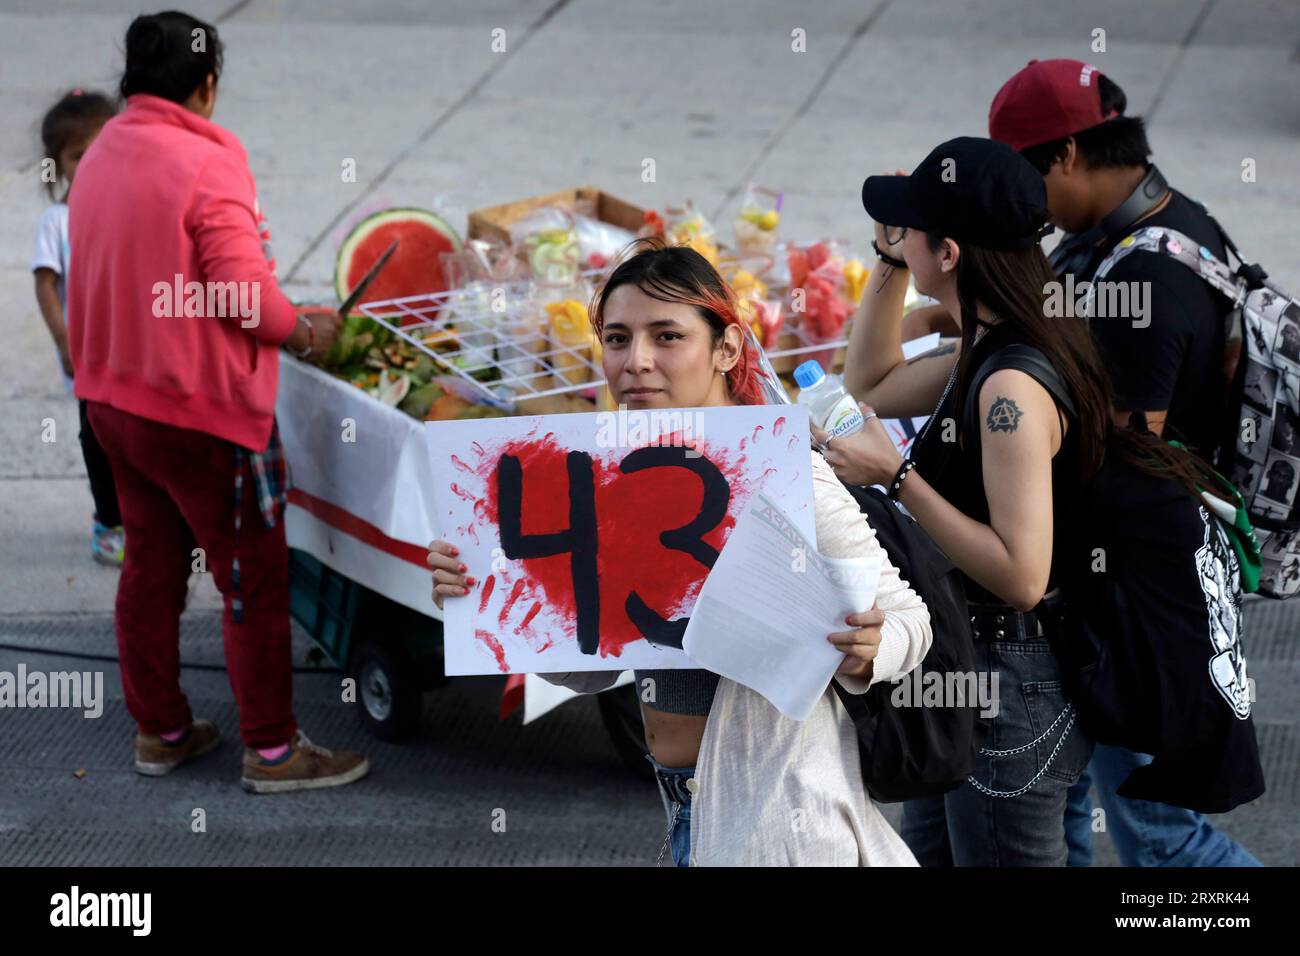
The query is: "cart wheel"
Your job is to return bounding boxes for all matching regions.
[596,683,653,780]
[351,639,422,741]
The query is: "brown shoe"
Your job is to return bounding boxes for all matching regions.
[135,719,221,776]
[240,731,369,794]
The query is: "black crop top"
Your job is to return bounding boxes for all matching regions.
[908,321,1081,605]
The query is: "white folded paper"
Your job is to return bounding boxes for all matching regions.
[682,492,882,720]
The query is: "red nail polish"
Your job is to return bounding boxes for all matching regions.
[459,563,467,573]
[451,547,460,556]
[466,576,476,586]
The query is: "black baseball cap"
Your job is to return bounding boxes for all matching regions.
[861,136,1051,251]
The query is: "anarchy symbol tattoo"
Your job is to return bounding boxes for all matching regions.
[986,396,1023,433]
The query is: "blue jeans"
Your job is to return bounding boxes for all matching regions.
[646,753,695,867]
[1065,744,1261,867]
[900,632,1094,866]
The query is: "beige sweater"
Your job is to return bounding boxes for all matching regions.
[543,451,932,866]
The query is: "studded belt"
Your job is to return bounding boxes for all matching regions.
[969,604,1043,641]
[968,589,1065,642]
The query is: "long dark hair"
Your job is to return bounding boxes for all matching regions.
[590,238,765,406]
[932,232,1209,495]
[120,11,223,104]
[40,89,116,199]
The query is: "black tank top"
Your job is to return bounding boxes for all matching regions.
[909,322,1080,604]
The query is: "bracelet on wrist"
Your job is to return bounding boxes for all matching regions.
[888,458,916,501]
[291,314,314,359]
[872,240,908,270]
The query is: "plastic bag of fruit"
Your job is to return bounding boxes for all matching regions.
[572,214,637,272]
[662,201,719,266]
[507,206,581,284]
[536,280,599,390]
[720,257,784,350]
[786,239,870,370]
[787,240,870,336]
[733,185,783,257]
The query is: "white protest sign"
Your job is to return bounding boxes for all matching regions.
[428,404,815,675]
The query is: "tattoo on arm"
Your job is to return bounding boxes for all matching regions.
[905,341,958,365]
[986,396,1023,433]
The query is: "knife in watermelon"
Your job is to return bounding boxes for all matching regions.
[338,239,400,314]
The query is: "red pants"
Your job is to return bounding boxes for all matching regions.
[87,402,296,748]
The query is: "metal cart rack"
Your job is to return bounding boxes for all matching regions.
[356,276,852,407]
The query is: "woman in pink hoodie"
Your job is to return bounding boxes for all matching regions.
[68,10,367,793]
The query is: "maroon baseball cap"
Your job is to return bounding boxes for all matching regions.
[989,59,1121,151]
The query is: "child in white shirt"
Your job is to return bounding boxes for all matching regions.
[32,89,124,566]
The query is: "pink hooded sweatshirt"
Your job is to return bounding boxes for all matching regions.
[68,94,297,451]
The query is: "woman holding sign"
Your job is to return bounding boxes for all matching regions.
[429,240,932,866]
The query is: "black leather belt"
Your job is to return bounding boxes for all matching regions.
[969,604,1043,641]
[968,590,1065,642]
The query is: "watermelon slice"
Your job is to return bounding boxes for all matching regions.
[334,207,463,307]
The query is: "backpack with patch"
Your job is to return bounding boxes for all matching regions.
[1087,225,1300,598]
[831,482,986,803]
[962,344,1266,813]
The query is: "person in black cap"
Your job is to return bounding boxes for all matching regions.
[818,136,1129,866]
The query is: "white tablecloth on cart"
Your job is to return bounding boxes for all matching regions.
[275,353,627,719]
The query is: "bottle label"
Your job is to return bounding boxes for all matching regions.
[826,397,865,438]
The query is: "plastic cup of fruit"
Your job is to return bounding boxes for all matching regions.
[734,218,778,257]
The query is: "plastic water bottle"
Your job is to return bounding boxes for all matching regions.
[794,360,864,439]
